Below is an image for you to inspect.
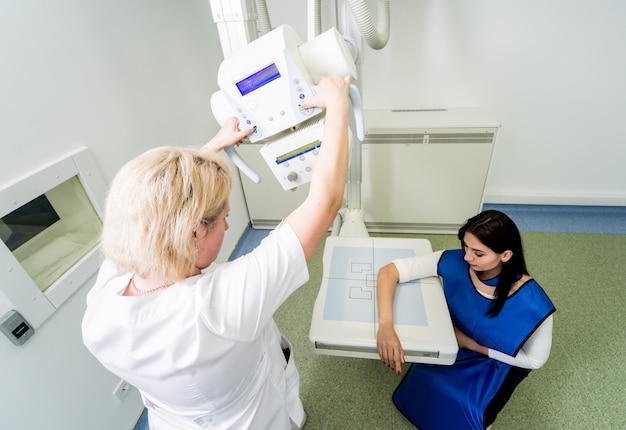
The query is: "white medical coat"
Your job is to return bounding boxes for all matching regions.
[82,225,308,429]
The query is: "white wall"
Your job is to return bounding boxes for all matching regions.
[0,0,250,260]
[268,0,626,206]
[0,275,144,430]
[0,1,248,429]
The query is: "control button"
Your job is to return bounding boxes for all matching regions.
[299,155,305,161]
[283,162,290,168]
[287,172,298,182]
[305,166,312,172]
[267,116,274,122]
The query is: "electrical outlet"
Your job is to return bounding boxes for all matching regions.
[113,379,131,401]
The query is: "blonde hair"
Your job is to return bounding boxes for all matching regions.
[101,146,232,281]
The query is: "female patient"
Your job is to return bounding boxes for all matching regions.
[82,76,351,429]
[376,210,555,429]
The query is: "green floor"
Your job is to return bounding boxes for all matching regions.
[274,232,626,429]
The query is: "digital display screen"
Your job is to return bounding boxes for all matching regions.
[236,63,281,96]
[276,140,321,164]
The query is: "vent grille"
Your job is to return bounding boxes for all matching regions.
[364,132,495,145]
[391,108,448,113]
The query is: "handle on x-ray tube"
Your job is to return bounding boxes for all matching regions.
[349,84,364,142]
[224,145,262,184]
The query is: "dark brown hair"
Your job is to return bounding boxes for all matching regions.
[458,210,529,317]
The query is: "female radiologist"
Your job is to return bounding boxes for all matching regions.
[376,210,556,429]
[82,76,352,430]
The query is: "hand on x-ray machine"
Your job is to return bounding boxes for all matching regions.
[299,76,352,116]
[203,117,256,153]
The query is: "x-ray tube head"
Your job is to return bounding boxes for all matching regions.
[210,24,359,187]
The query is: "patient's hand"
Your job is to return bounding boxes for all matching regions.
[454,326,489,356]
[377,323,405,375]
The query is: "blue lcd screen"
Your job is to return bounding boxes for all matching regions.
[275,140,321,164]
[236,63,281,96]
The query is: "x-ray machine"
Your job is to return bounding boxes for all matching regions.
[208,0,458,365]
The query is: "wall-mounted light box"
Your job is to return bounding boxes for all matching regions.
[0,147,107,333]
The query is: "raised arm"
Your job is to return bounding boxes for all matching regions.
[376,262,405,375]
[203,76,350,263]
[282,76,351,262]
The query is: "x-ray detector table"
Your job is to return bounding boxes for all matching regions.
[309,236,458,365]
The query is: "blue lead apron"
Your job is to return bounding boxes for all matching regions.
[392,250,555,429]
